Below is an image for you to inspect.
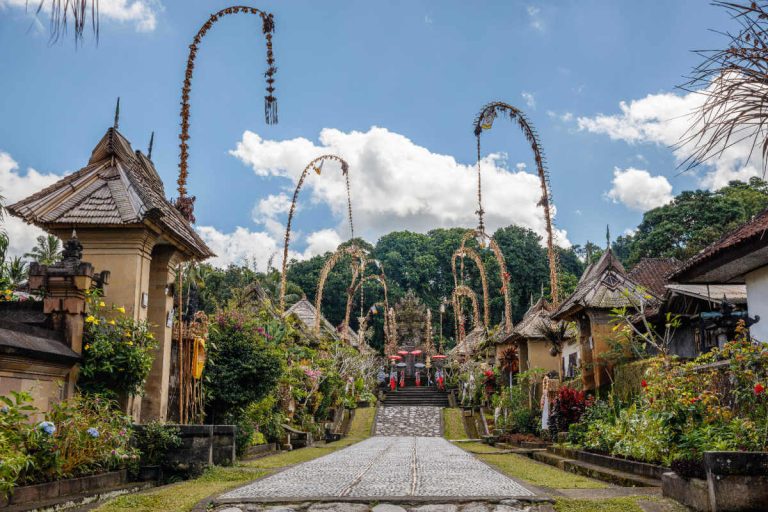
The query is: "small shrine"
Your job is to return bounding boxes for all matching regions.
[387,291,442,386]
[8,123,214,421]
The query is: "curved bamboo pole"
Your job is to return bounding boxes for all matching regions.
[176,5,277,222]
[451,246,490,330]
[473,101,560,306]
[314,245,367,334]
[386,307,398,356]
[279,155,354,311]
[459,229,512,334]
[344,273,390,339]
[452,284,481,347]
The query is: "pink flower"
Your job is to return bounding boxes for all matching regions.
[641,379,648,389]
[755,383,765,395]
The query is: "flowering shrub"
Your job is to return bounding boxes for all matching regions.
[0,392,137,498]
[78,290,157,398]
[569,325,768,466]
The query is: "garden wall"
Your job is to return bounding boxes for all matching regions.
[134,424,236,470]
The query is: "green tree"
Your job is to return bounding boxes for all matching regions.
[5,257,28,287]
[625,179,768,266]
[205,309,284,422]
[24,234,62,266]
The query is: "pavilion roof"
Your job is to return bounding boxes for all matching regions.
[284,297,338,340]
[627,258,680,297]
[506,297,577,342]
[8,128,214,260]
[551,249,654,320]
[451,326,486,356]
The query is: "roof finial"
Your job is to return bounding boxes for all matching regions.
[606,224,611,250]
[113,97,120,130]
[147,131,155,160]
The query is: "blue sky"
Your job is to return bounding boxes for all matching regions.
[0,1,746,268]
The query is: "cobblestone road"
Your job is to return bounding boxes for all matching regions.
[221,436,534,500]
[375,407,442,437]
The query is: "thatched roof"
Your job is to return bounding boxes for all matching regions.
[8,128,213,260]
[506,297,577,343]
[284,297,338,340]
[451,326,486,356]
[551,249,654,321]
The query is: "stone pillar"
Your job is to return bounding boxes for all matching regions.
[141,245,182,421]
[51,228,156,321]
[27,233,105,398]
[577,315,596,391]
[588,310,615,390]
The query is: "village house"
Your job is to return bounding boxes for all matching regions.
[7,125,214,421]
[671,208,768,342]
[550,250,674,390]
[496,297,576,379]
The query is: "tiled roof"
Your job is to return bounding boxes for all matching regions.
[627,258,680,297]
[0,318,79,365]
[8,128,214,259]
[551,249,656,320]
[672,208,768,282]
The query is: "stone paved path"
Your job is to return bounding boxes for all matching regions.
[221,436,535,501]
[375,407,442,437]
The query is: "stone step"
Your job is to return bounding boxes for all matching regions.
[532,451,660,487]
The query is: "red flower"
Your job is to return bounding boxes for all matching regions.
[755,383,765,395]
[641,379,648,389]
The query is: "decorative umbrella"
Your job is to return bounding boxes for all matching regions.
[395,362,407,368]
[397,350,409,355]
[388,355,402,360]
[432,354,447,360]
[410,350,423,355]
[414,363,426,368]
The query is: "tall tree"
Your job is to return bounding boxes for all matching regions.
[25,235,62,266]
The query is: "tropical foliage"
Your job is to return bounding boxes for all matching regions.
[0,392,137,499]
[78,290,158,399]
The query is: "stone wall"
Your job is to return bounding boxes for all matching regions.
[134,424,236,471]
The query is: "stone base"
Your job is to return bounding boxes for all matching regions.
[661,472,709,511]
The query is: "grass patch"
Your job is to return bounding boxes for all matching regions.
[443,408,467,440]
[245,407,376,469]
[472,452,606,489]
[97,408,377,512]
[459,441,507,454]
[554,496,687,512]
[93,467,266,512]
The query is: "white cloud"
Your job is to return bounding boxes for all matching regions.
[0,151,62,257]
[0,0,160,32]
[229,125,570,254]
[195,225,341,269]
[606,167,673,212]
[527,5,544,31]
[522,91,536,109]
[577,87,763,189]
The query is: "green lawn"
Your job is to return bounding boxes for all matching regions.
[442,408,467,440]
[94,467,267,512]
[454,442,606,489]
[96,408,376,512]
[554,496,688,512]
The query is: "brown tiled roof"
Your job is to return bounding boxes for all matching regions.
[551,249,656,320]
[627,258,680,297]
[672,208,768,282]
[8,128,214,260]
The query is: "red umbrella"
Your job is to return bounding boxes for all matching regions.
[388,355,402,360]
[410,350,423,355]
[397,350,409,355]
[432,354,447,359]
